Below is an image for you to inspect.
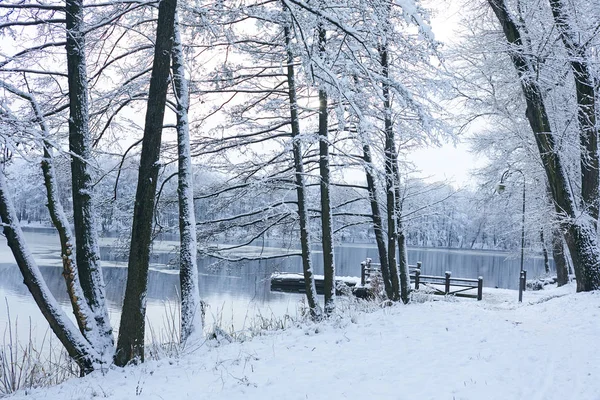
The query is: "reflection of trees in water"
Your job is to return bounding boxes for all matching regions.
[1,243,555,308]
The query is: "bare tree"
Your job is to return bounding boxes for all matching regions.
[115,0,178,366]
[66,0,114,358]
[283,4,322,319]
[171,12,203,343]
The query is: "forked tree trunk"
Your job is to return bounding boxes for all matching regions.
[172,15,203,343]
[488,0,600,292]
[115,0,178,366]
[317,24,336,315]
[362,143,393,299]
[65,0,113,355]
[0,81,103,351]
[283,14,322,319]
[0,170,100,374]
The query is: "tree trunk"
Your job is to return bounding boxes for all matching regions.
[552,227,569,286]
[488,0,600,291]
[115,0,177,366]
[380,43,401,301]
[549,0,599,226]
[65,0,113,355]
[540,229,550,274]
[0,80,105,356]
[0,170,100,374]
[396,223,411,304]
[392,158,411,303]
[42,146,99,338]
[172,15,203,344]
[563,219,600,291]
[317,24,336,315]
[362,143,393,299]
[283,15,322,319]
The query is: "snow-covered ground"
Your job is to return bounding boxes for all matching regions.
[8,284,600,400]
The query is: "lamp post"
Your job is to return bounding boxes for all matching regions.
[497,169,526,302]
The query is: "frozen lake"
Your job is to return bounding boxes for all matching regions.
[0,228,553,345]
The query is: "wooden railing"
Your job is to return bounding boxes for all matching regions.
[360,259,483,301]
[360,258,421,285]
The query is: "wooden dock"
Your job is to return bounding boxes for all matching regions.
[270,273,360,295]
[270,259,483,300]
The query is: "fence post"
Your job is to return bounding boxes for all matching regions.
[361,261,366,286]
[417,261,422,274]
[445,271,451,295]
[518,270,525,302]
[477,276,483,301]
[415,268,420,290]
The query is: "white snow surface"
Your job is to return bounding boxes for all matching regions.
[10,284,600,400]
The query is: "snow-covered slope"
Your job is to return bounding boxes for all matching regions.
[10,284,600,400]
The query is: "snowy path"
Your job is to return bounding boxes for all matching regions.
[9,285,600,400]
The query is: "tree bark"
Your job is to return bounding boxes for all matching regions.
[172,15,203,344]
[317,24,336,315]
[380,43,401,301]
[488,0,600,291]
[563,219,600,291]
[115,0,177,366]
[283,15,322,319]
[65,0,113,355]
[540,229,550,274]
[396,223,411,303]
[392,153,410,303]
[552,227,569,286]
[548,0,599,225]
[362,143,393,299]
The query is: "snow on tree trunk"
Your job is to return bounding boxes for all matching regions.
[548,0,599,226]
[115,0,177,366]
[317,24,336,315]
[392,146,411,303]
[362,143,393,299]
[541,229,550,274]
[552,226,569,286]
[172,15,203,344]
[380,43,401,302]
[41,147,102,341]
[283,14,322,319]
[563,218,600,291]
[0,170,100,374]
[65,0,113,357]
[0,80,107,356]
[378,5,411,303]
[396,224,411,304]
[488,0,600,292]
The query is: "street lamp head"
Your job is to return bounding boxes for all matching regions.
[496,183,506,194]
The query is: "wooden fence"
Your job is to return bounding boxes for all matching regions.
[361,258,483,301]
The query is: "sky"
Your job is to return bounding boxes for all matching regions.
[407,142,483,186]
[405,0,484,187]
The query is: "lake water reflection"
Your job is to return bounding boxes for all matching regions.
[0,228,553,345]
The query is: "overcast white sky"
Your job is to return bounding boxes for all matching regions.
[406,143,481,186]
[405,0,485,187]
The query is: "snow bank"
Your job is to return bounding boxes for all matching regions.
[10,284,600,400]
